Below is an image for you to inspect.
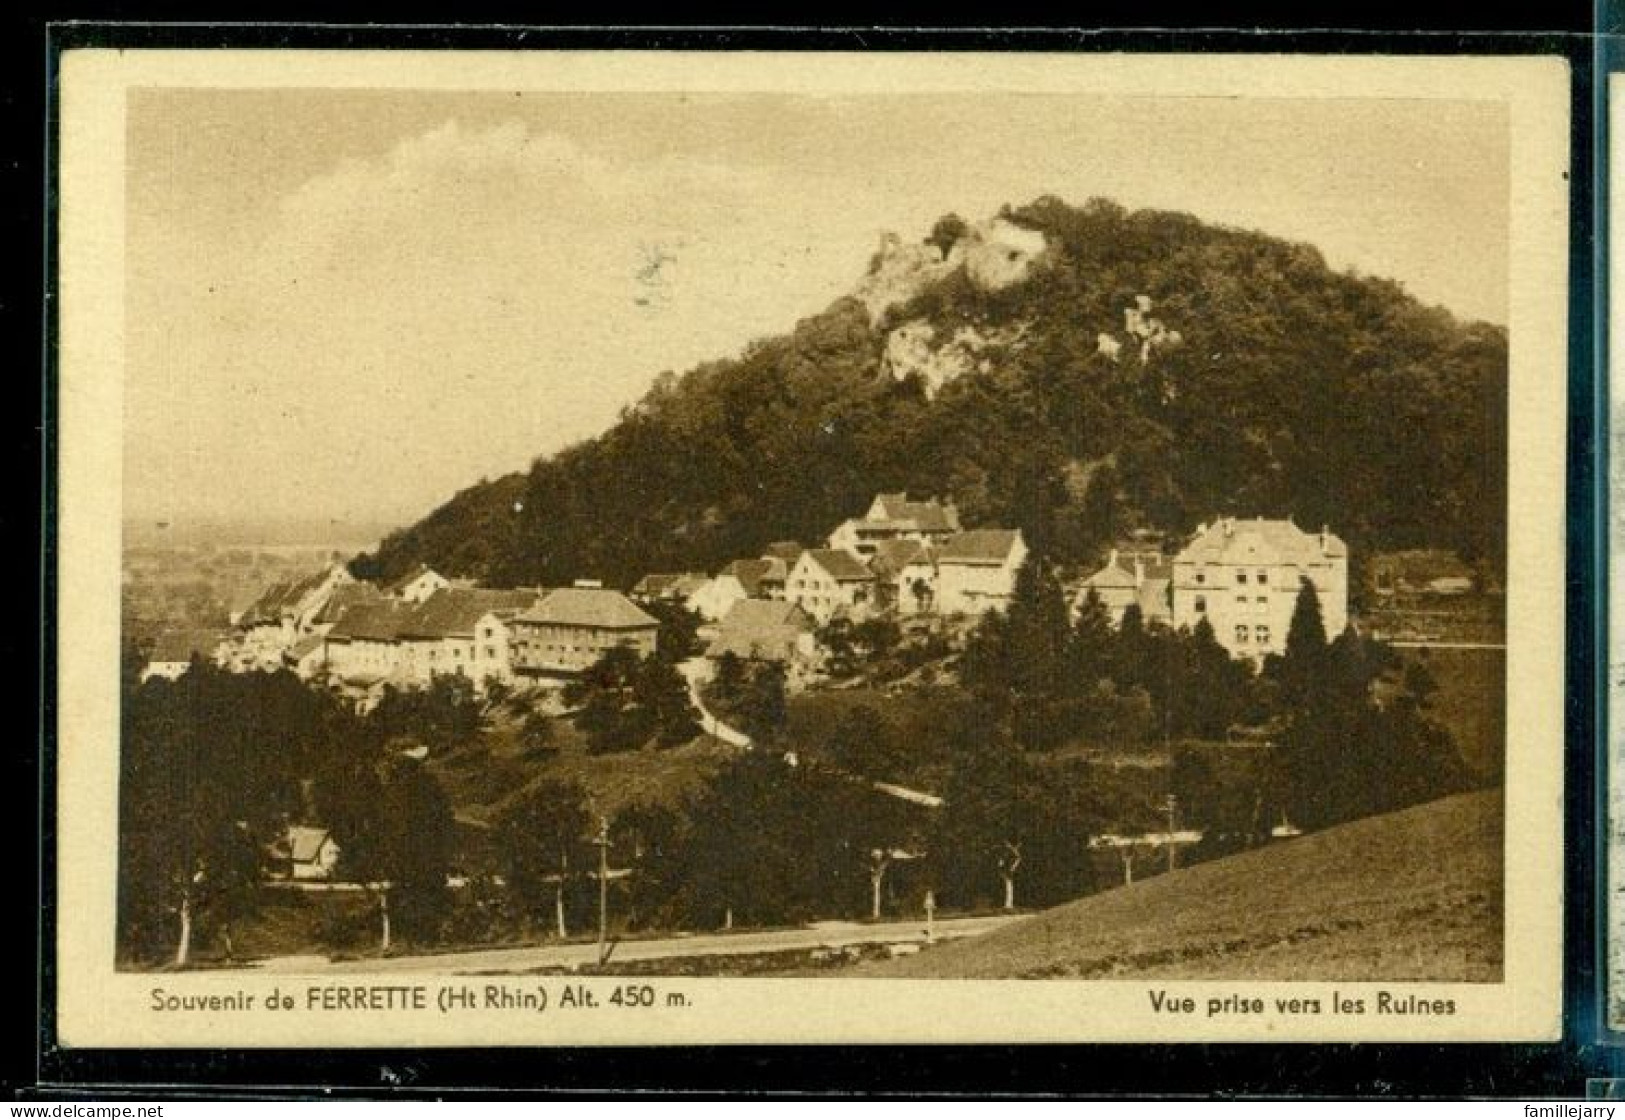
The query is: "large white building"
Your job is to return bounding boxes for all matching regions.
[1170,517,1348,661]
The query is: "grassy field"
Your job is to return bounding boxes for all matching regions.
[1404,646,1504,781]
[430,713,739,827]
[860,789,1502,982]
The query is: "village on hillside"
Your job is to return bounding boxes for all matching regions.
[115,466,1509,980]
[149,493,1364,698]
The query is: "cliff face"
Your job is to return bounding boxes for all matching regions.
[853,217,1049,323]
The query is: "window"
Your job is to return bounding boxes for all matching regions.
[1194,595,1206,613]
[1195,572,1206,585]
[1237,571,1248,584]
[1257,571,1268,585]
[1234,625,1249,644]
[1255,625,1271,644]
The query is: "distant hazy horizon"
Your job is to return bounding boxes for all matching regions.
[126,88,1510,529]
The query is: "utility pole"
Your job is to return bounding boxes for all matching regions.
[1165,794,1179,874]
[594,816,611,967]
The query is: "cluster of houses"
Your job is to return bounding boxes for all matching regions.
[142,489,1349,696]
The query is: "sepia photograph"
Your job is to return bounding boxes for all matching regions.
[54,49,1569,1046]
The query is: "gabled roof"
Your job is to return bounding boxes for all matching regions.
[313,581,385,625]
[1083,560,1137,591]
[757,556,790,584]
[937,529,1023,566]
[632,573,682,597]
[867,538,930,579]
[706,599,815,661]
[287,826,336,863]
[149,629,225,665]
[380,562,440,596]
[1177,517,1348,566]
[398,588,542,640]
[669,573,710,598]
[871,492,962,534]
[326,602,411,642]
[801,548,875,583]
[719,558,773,597]
[631,572,708,599]
[515,587,659,630]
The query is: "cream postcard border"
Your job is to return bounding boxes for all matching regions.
[56,49,1570,1047]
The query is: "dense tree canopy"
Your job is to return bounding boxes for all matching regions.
[355,196,1505,590]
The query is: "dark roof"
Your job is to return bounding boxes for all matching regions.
[314,581,385,625]
[149,630,225,664]
[514,587,659,630]
[631,572,708,599]
[802,548,875,582]
[937,529,1023,565]
[706,600,815,661]
[398,588,542,640]
[380,562,438,596]
[325,602,411,642]
[632,573,682,597]
[867,538,930,579]
[720,558,773,597]
[873,493,961,534]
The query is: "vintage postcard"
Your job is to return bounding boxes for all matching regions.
[55,48,1569,1046]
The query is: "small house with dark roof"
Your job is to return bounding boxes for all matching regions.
[630,571,709,608]
[706,599,822,689]
[866,537,931,612]
[142,630,227,682]
[271,825,342,881]
[935,529,1027,617]
[381,563,449,605]
[755,555,792,599]
[718,557,773,598]
[786,547,877,625]
[508,586,660,677]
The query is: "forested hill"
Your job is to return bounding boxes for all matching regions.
[352,196,1507,590]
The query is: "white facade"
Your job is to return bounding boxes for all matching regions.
[1170,517,1348,661]
[785,549,875,626]
[935,530,1028,617]
[688,574,749,623]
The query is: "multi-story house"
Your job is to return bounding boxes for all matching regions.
[934,529,1028,617]
[826,492,962,558]
[785,548,877,625]
[508,584,660,678]
[394,588,543,688]
[1170,517,1348,661]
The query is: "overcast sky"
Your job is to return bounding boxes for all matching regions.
[125,90,1508,529]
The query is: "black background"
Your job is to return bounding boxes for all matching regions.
[16,11,1610,1099]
